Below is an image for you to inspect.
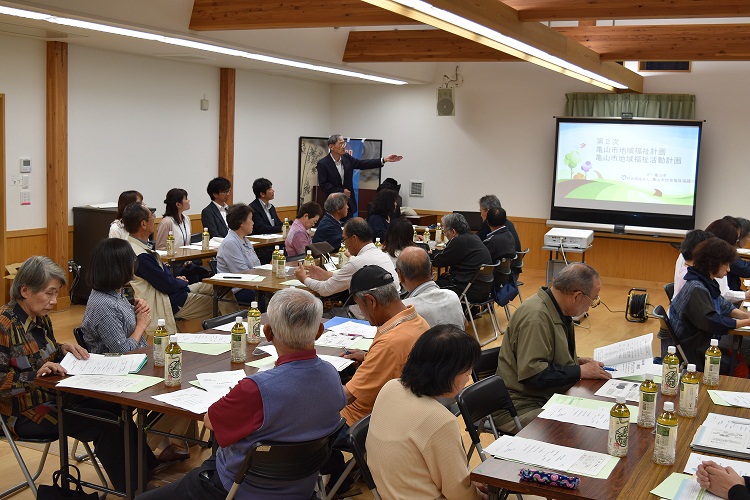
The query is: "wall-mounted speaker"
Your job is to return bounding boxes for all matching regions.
[436,88,455,116]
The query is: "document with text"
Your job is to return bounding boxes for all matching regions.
[60,352,147,375]
[152,387,224,414]
[593,333,653,378]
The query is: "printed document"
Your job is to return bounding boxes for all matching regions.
[56,374,143,393]
[60,352,147,375]
[172,333,231,344]
[328,321,377,339]
[684,453,750,476]
[593,333,653,378]
[152,387,224,414]
[196,370,247,395]
[315,331,362,349]
[594,379,642,402]
[317,354,354,372]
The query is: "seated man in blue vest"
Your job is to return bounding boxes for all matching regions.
[138,287,347,499]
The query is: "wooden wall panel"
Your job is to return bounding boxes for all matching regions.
[218,68,235,204]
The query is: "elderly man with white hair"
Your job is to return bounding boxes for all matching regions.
[138,288,346,500]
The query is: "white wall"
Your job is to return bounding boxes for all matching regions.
[234,72,331,207]
[1,35,47,230]
[68,45,220,222]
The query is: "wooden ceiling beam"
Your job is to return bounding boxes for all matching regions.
[362,0,643,91]
[502,0,750,22]
[557,24,750,61]
[344,30,519,62]
[189,0,415,30]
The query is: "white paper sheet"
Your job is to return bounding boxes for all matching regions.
[484,435,612,477]
[537,403,611,430]
[212,322,265,335]
[314,331,362,348]
[86,202,118,208]
[172,333,231,344]
[702,413,750,431]
[196,370,247,394]
[248,234,283,240]
[152,387,224,414]
[55,374,142,393]
[605,359,654,379]
[155,250,167,256]
[593,333,653,366]
[181,242,220,250]
[594,379,642,402]
[675,478,723,500]
[317,354,354,372]
[60,352,147,376]
[254,345,278,357]
[210,273,265,282]
[693,426,750,454]
[712,391,750,408]
[328,321,377,339]
[683,453,750,476]
[279,279,306,287]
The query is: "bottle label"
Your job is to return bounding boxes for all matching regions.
[165,354,181,384]
[680,382,699,412]
[638,392,656,425]
[663,364,679,390]
[655,423,678,454]
[153,337,166,365]
[249,318,261,342]
[608,416,629,453]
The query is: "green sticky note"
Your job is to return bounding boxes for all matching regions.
[349,338,373,351]
[180,343,232,355]
[650,473,692,500]
[707,390,732,406]
[122,374,163,393]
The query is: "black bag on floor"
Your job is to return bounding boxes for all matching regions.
[37,464,98,500]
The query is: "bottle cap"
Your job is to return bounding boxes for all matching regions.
[157,319,166,326]
[275,245,279,250]
[203,227,208,231]
[616,396,626,404]
[375,237,380,242]
[667,346,676,354]
[169,230,173,235]
[710,339,719,347]
[687,363,696,372]
[307,250,312,255]
[285,218,289,222]
[235,317,243,323]
[251,301,258,308]
[663,402,674,412]
[279,249,284,256]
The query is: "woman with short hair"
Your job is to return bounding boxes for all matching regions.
[0,256,157,491]
[217,203,262,305]
[367,324,486,499]
[382,217,416,267]
[81,238,151,353]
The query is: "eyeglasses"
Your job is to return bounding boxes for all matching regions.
[580,291,600,308]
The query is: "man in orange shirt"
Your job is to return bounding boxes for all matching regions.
[327,265,429,497]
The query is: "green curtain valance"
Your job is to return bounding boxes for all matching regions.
[564,93,695,120]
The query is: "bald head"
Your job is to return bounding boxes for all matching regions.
[396,246,432,291]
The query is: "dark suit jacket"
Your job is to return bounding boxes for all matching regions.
[477,218,522,272]
[313,213,344,249]
[432,233,492,285]
[249,199,282,235]
[317,153,383,212]
[201,202,228,238]
[484,226,517,288]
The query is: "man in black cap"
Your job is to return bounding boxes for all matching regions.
[326,265,429,497]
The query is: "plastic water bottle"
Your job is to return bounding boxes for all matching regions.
[304,249,315,266]
[153,319,169,367]
[637,367,658,428]
[231,317,246,362]
[703,339,721,387]
[282,218,290,238]
[607,396,630,457]
[413,226,419,243]
[271,245,281,275]
[164,335,182,387]
[653,402,678,465]
[678,363,700,417]
[201,227,210,251]
[435,223,443,244]
[275,250,286,278]
[374,237,382,248]
[166,231,176,256]
[338,244,348,268]
[423,227,430,244]
[247,302,262,344]
[661,346,679,396]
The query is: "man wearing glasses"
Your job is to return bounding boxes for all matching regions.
[202,177,232,238]
[317,134,403,216]
[492,262,611,433]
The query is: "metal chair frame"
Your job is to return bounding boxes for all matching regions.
[345,416,381,500]
[459,263,502,346]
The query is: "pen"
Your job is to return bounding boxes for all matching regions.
[603,366,615,372]
[223,276,242,279]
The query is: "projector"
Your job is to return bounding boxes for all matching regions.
[544,228,594,249]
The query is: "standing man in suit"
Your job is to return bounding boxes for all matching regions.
[201,177,231,238]
[317,134,403,216]
[249,178,283,235]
